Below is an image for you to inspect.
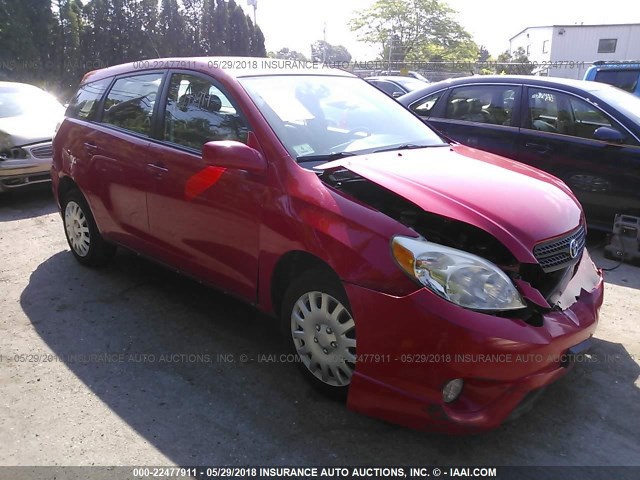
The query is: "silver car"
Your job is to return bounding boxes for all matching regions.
[0,82,65,192]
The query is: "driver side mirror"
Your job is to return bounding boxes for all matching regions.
[594,126,625,144]
[202,141,267,175]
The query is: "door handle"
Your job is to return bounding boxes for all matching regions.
[146,162,169,173]
[525,142,552,154]
[84,142,100,155]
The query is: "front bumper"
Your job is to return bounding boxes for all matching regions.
[345,249,604,433]
[0,142,53,191]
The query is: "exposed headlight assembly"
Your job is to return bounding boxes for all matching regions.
[392,236,526,311]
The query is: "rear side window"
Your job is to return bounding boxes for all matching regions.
[66,78,112,120]
[102,73,163,136]
[445,85,517,126]
[594,70,640,94]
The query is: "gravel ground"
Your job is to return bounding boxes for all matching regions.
[0,185,638,470]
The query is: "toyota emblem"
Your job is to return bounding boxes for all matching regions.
[569,239,579,259]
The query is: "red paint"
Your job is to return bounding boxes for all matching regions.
[51,57,605,432]
[184,166,226,201]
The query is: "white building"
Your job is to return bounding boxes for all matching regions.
[509,24,640,79]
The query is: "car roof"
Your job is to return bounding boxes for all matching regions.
[81,57,355,85]
[398,74,621,104]
[365,76,421,82]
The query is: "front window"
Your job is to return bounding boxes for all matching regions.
[238,75,445,163]
[163,73,249,150]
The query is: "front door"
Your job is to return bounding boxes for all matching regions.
[518,86,640,229]
[146,71,264,301]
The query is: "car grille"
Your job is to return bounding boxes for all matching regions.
[533,225,586,273]
[29,143,53,159]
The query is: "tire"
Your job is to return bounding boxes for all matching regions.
[280,269,357,400]
[61,189,116,267]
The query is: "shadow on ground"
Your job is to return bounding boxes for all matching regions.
[19,250,640,467]
[0,184,57,222]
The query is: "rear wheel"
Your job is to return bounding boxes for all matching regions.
[281,269,357,399]
[62,189,116,267]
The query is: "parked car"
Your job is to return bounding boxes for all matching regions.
[365,75,428,98]
[0,82,65,192]
[52,59,603,433]
[584,61,640,97]
[399,75,640,231]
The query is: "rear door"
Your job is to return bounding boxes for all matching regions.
[517,86,640,228]
[88,72,165,250]
[68,72,165,251]
[418,83,522,160]
[145,71,264,301]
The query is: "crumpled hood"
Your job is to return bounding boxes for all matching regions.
[0,112,62,148]
[319,144,583,263]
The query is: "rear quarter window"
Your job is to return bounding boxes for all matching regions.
[66,77,112,120]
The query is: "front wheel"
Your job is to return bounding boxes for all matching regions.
[62,189,116,267]
[281,270,357,399]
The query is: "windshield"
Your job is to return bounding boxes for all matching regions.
[238,75,446,162]
[591,84,640,125]
[0,85,64,119]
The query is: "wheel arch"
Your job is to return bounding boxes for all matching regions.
[270,250,344,319]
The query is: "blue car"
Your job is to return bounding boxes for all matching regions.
[584,61,640,97]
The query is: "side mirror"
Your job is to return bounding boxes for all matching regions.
[392,91,403,98]
[593,126,625,144]
[202,140,267,175]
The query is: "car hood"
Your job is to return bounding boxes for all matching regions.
[318,144,582,263]
[0,112,62,148]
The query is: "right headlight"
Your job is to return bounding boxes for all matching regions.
[392,235,526,311]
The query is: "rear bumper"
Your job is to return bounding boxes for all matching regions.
[345,249,604,433]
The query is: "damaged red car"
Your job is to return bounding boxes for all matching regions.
[51,58,604,432]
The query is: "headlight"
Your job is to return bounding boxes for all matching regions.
[392,236,526,311]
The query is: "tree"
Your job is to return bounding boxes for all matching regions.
[212,0,229,54]
[497,47,534,75]
[310,41,352,63]
[350,0,478,63]
[274,48,308,61]
[227,0,250,56]
[158,0,188,57]
[252,25,267,57]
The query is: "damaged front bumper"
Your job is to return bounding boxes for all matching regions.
[0,141,53,192]
[344,248,604,432]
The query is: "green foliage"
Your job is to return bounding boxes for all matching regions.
[311,41,352,63]
[496,47,534,74]
[350,0,478,63]
[274,48,308,61]
[0,0,267,98]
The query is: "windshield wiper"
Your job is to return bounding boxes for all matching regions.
[297,151,356,163]
[372,143,447,154]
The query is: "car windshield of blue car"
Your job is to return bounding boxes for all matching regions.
[238,75,447,162]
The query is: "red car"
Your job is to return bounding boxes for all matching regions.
[51,58,604,433]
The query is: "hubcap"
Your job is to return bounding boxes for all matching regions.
[64,201,90,257]
[290,291,356,387]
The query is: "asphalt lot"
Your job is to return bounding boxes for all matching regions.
[0,185,639,468]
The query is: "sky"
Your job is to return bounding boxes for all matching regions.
[237,0,640,59]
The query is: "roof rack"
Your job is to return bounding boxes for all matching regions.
[593,60,640,66]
